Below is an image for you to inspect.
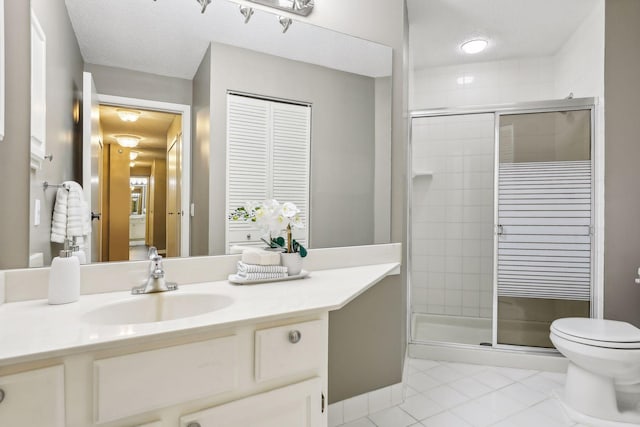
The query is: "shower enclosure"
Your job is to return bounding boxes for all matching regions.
[408,98,595,351]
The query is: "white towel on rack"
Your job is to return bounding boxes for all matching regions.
[50,181,91,244]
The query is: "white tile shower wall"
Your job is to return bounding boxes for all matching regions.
[411,114,495,318]
[411,57,555,109]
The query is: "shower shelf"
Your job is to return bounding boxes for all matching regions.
[412,171,434,178]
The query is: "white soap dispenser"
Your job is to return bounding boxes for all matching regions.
[48,239,81,305]
[70,237,87,265]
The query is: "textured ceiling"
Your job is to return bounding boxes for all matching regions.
[99,105,178,168]
[408,0,600,69]
[64,0,392,79]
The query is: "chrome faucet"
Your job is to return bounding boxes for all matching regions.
[131,247,178,294]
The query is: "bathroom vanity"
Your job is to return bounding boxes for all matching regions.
[0,244,401,427]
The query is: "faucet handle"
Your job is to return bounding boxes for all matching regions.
[148,246,159,259]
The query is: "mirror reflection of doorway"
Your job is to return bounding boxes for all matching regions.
[97,105,183,261]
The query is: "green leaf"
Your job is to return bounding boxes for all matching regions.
[274,237,285,247]
[299,246,307,258]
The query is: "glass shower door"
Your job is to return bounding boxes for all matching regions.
[496,109,593,348]
[410,113,495,346]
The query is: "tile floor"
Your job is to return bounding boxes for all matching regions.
[331,357,588,427]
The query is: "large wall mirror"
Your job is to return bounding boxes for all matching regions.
[28,0,392,267]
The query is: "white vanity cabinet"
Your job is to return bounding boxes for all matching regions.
[0,365,65,426]
[179,377,323,427]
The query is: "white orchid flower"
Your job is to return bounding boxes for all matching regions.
[281,202,300,218]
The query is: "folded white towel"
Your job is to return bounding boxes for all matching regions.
[241,249,281,266]
[237,272,288,281]
[237,261,288,275]
[51,181,91,244]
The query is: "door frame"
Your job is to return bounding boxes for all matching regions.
[97,94,191,257]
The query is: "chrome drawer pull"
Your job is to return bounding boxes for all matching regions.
[187,422,201,427]
[288,330,302,344]
[0,388,5,404]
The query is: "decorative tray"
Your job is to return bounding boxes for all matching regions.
[228,270,310,285]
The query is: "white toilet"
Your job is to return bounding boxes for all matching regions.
[550,317,640,426]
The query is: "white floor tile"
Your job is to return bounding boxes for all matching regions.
[490,366,537,381]
[399,393,446,420]
[421,411,473,427]
[406,371,442,392]
[340,417,377,427]
[519,373,564,397]
[499,381,547,407]
[530,398,575,425]
[337,357,576,427]
[471,370,514,390]
[451,390,526,427]
[368,407,418,427]
[448,377,493,399]
[423,384,470,409]
[491,407,568,427]
[424,364,466,384]
[408,358,441,372]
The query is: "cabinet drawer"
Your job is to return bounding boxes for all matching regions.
[94,336,237,423]
[255,320,323,382]
[179,377,322,427]
[0,365,65,427]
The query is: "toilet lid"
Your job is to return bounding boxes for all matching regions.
[551,318,640,346]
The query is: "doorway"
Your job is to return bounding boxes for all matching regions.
[95,96,191,262]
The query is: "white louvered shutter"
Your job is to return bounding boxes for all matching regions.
[271,102,311,247]
[226,95,311,252]
[226,95,270,249]
[497,161,592,301]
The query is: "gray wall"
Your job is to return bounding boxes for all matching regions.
[0,0,31,269]
[604,0,640,327]
[328,275,403,402]
[191,46,212,256]
[207,42,376,255]
[84,63,193,106]
[29,0,84,266]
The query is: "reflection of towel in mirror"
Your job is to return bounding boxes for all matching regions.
[51,181,91,244]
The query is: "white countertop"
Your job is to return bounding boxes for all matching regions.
[0,263,399,366]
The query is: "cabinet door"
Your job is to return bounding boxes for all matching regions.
[180,377,323,427]
[0,365,65,427]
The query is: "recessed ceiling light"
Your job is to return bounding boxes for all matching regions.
[456,75,474,85]
[461,39,488,55]
[116,109,141,122]
[115,135,141,148]
[129,161,136,168]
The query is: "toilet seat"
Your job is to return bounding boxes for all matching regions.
[551,318,640,349]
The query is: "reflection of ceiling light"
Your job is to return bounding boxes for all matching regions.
[129,161,136,168]
[116,109,141,122]
[456,75,474,85]
[115,135,141,148]
[461,39,488,54]
[129,151,139,161]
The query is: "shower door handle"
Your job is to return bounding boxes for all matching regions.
[496,224,504,235]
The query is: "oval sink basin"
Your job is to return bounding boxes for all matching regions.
[82,293,233,325]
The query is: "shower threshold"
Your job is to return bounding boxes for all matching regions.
[412,313,492,346]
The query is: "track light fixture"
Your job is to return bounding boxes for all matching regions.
[239,5,254,23]
[196,0,212,14]
[279,16,292,33]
